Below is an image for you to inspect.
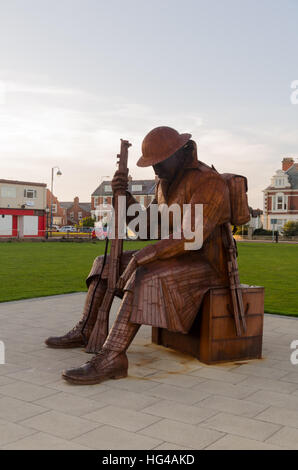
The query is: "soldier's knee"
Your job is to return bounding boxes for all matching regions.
[94,254,110,264]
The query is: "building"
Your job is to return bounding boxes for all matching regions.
[263,157,298,231]
[46,189,67,227]
[60,197,91,225]
[248,207,263,230]
[91,178,156,222]
[0,179,47,238]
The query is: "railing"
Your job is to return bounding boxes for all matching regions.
[0,229,95,240]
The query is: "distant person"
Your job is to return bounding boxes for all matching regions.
[275,231,279,243]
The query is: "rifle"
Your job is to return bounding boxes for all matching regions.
[224,222,247,336]
[85,139,131,353]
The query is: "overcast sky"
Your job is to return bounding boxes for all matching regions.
[1,0,298,207]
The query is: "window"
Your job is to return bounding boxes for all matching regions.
[1,186,16,198]
[51,204,57,214]
[93,197,98,207]
[104,185,112,192]
[103,197,108,207]
[70,212,74,220]
[132,185,142,192]
[78,212,83,220]
[24,189,37,198]
[274,193,287,211]
[277,196,283,210]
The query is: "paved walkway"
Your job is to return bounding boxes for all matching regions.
[0,293,298,450]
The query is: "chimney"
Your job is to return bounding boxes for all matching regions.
[128,174,133,182]
[74,196,79,205]
[282,157,294,171]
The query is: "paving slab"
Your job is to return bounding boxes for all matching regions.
[0,292,297,449]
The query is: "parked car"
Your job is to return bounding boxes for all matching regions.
[48,224,59,232]
[58,225,76,232]
[80,226,93,233]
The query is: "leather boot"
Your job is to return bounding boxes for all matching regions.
[62,350,128,385]
[62,291,139,384]
[45,278,107,348]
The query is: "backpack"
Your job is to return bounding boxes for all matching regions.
[221,173,250,226]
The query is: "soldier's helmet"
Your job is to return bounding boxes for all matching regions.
[137,126,192,167]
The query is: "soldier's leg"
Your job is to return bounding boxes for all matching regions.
[62,290,140,385]
[45,277,107,348]
[45,251,137,350]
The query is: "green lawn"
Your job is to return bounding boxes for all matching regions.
[237,242,297,316]
[0,241,297,316]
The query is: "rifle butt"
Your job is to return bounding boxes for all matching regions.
[85,290,115,353]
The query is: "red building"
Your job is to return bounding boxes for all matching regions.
[46,189,67,227]
[0,179,47,238]
[60,197,91,225]
[263,158,298,231]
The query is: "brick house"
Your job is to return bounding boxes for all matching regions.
[60,197,91,225]
[248,207,263,230]
[46,189,67,227]
[91,178,156,222]
[263,157,298,231]
[0,179,47,238]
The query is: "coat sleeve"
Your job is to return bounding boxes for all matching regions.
[133,174,229,265]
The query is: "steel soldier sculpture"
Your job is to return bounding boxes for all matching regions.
[45,126,239,385]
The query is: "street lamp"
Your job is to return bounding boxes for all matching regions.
[45,207,50,239]
[50,167,62,235]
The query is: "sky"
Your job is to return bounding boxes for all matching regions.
[0,0,298,208]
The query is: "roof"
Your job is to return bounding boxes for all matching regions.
[265,163,298,191]
[287,163,298,190]
[92,179,156,197]
[60,201,91,212]
[0,179,46,187]
[249,206,263,217]
[59,202,73,209]
[78,203,91,212]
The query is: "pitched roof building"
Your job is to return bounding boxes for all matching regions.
[46,189,67,227]
[60,197,91,225]
[263,157,298,231]
[91,178,156,221]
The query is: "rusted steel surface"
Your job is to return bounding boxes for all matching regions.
[86,139,131,353]
[152,285,264,364]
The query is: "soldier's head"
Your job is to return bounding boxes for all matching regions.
[137,126,194,181]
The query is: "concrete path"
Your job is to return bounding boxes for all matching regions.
[0,293,298,450]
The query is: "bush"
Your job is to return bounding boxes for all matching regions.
[253,228,273,236]
[81,216,95,228]
[234,225,248,235]
[283,221,298,237]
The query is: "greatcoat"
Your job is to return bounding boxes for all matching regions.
[87,146,231,334]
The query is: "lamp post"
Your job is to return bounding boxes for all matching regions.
[45,207,50,239]
[50,167,62,235]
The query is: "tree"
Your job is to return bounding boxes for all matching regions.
[81,216,95,227]
[283,221,298,237]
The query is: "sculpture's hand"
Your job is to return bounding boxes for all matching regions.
[112,170,129,193]
[116,257,138,290]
